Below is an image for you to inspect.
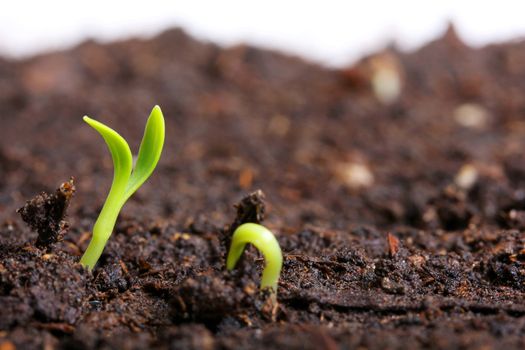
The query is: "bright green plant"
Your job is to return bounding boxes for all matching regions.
[80,105,165,270]
[226,223,283,299]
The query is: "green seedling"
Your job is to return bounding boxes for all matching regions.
[80,106,165,270]
[226,223,283,299]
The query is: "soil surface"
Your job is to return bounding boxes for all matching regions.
[2,25,525,349]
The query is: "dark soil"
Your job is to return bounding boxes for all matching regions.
[17,178,75,248]
[2,24,525,349]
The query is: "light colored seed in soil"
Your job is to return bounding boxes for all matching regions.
[454,103,489,129]
[336,162,374,189]
[454,164,479,190]
[372,67,402,104]
[171,233,191,241]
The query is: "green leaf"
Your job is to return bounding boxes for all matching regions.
[124,105,165,200]
[82,116,133,199]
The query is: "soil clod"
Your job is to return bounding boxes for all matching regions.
[221,189,267,253]
[17,178,75,248]
[229,189,267,231]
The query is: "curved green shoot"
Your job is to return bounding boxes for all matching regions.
[226,223,283,299]
[80,106,165,270]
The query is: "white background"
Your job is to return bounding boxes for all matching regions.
[0,1,524,66]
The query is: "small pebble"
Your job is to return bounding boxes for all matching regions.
[337,162,374,189]
[372,67,402,104]
[454,103,489,129]
[454,164,478,190]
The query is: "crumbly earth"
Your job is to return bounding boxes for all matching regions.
[2,24,525,349]
[17,178,75,248]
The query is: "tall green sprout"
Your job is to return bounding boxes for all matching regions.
[80,106,165,270]
[226,223,283,300]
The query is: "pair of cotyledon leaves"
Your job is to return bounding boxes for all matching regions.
[80,106,165,269]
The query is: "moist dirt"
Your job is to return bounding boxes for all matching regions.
[2,25,525,349]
